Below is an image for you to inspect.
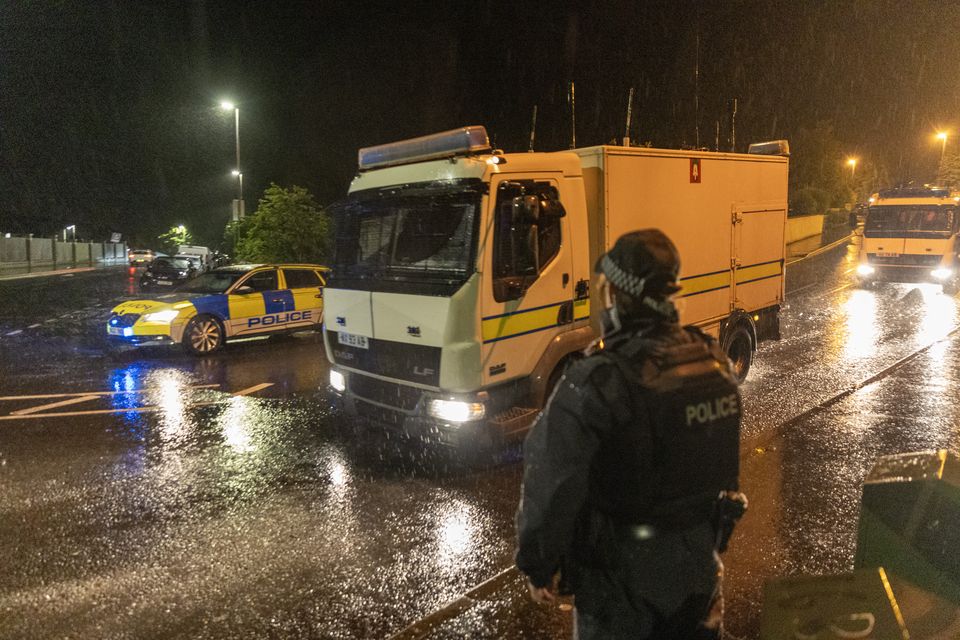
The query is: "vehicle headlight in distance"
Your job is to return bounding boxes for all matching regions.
[856,264,875,276]
[329,369,346,393]
[427,399,486,423]
[931,268,953,280]
[142,309,180,324]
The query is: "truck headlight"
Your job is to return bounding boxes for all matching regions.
[427,399,486,423]
[931,268,953,280]
[329,369,346,393]
[142,309,180,323]
[856,264,875,277]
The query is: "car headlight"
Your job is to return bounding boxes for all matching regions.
[931,268,953,280]
[427,399,486,423]
[142,309,180,324]
[329,369,346,393]
[856,264,875,276]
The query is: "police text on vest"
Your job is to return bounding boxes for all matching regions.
[685,394,739,426]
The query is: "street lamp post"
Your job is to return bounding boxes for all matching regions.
[221,101,243,217]
[847,157,858,178]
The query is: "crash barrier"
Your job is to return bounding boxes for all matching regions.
[760,449,960,638]
[0,236,127,272]
[785,214,825,244]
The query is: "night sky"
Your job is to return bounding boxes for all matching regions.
[1,1,958,246]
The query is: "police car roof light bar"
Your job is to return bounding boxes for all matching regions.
[358,126,491,171]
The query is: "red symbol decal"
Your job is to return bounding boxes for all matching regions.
[690,158,702,183]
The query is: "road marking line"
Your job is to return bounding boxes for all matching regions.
[0,384,221,402]
[233,383,273,397]
[0,400,224,421]
[27,324,41,329]
[44,319,56,324]
[388,567,517,640]
[11,395,100,416]
[5,330,22,336]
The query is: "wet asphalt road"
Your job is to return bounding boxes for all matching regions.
[2,242,959,639]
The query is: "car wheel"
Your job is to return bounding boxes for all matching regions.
[182,314,224,355]
[722,325,753,382]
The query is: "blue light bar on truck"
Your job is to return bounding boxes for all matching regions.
[358,126,491,171]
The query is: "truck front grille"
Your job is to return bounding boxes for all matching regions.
[867,253,942,266]
[349,374,422,411]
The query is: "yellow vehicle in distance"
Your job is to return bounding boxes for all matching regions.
[107,264,329,354]
[856,187,960,294]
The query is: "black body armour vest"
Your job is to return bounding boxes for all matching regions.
[593,326,741,529]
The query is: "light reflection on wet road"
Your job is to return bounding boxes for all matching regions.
[2,243,960,638]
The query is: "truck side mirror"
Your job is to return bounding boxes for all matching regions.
[540,197,566,219]
[518,224,539,276]
[512,195,540,224]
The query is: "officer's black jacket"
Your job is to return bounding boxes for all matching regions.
[515,321,740,589]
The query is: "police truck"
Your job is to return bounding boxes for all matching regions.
[324,127,788,446]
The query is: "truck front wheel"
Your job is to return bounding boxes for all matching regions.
[723,325,753,382]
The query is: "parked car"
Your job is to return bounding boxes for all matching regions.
[139,256,197,291]
[109,263,330,354]
[174,253,204,272]
[128,249,155,265]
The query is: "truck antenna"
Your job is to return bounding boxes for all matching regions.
[695,29,700,149]
[623,87,635,146]
[730,97,738,152]
[528,104,538,152]
[568,81,577,149]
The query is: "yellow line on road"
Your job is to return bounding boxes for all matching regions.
[10,395,100,416]
[0,384,221,402]
[0,400,224,421]
[232,383,274,397]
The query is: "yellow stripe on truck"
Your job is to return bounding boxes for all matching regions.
[482,303,562,343]
[735,260,782,285]
[679,270,732,297]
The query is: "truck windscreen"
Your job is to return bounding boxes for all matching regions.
[865,205,955,236]
[330,184,481,284]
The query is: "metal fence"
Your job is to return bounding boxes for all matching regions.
[0,235,127,272]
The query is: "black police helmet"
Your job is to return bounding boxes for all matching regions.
[595,229,681,298]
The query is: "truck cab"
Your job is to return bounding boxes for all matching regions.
[856,187,960,293]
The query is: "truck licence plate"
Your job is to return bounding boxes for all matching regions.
[157,280,172,285]
[338,332,369,349]
[876,252,900,257]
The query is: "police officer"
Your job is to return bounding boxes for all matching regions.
[515,229,746,639]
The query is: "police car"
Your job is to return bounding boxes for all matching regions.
[107,264,329,354]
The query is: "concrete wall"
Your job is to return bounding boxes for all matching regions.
[0,237,126,272]
[0,237,28,264]
[786,214,825,244]
[55,241,73,264]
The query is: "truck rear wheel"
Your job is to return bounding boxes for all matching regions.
[723,326,753,382]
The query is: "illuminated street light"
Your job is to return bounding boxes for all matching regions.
[220,100,243,217]
[847,157,858,178]
[936,131,948,161]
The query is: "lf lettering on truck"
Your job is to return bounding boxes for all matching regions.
[324,126,789,447]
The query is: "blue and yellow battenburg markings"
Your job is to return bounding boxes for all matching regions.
[482,299,590,344]
[679,259,783,298]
